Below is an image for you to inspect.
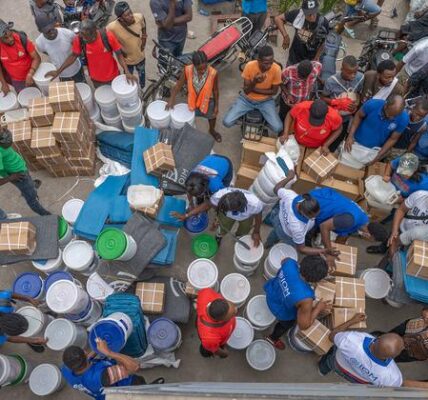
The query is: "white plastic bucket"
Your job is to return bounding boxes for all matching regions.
[233,254,257,277]
[46,279,90,314]
[16,306,53,338]
[220,273,251,308]
[246,340,276,371]
[86,272,114,302]
[29,364,64,396]
[360,268,391,299]
[287,325,312,353]
[227,317,254,350]
[245,295,276,331]
[76,82,95,114]
[90,104,101,122]
[33,62,57,95]
[96,229,137,262]
[63,240,98,275]
[233,235,264,274]
[32,249,64,274]
[0,92,19,112]
[263,258,276,280]
[123,121,135,133]
[62,198,84,225]
[265,243,298,279]
[365,175,400,205]
[67,299,102,326]
[147,100,170,129]
[118,99,143,127]
[187,258,218,291]
[101,111,123,130]
[94,85,119,117]
[45,318,87,351]
[59,224,73,248]
[111,74,139,108]
[0,355,23,386]
[17,87,41,108]
[170,103,195,129]
[103,312,133,338]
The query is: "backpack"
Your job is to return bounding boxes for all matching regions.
[78,29,112,62]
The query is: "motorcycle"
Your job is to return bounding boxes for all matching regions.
[62,0,115,31]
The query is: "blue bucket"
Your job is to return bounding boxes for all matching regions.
[147,317,181,353]
[13,272,44,299]
[184,212,209,234]
[45,271,74,292]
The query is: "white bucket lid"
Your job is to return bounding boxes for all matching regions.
[246,295,276,327]
[33,62,56,83]
[234,235,264,264]
[46,279,81,313]
[76,82,92,103]
[220,273,251,304]
[112,74,138,96]
[17,87,41,107]
[0,92,18,112]
[45,318,78,351]
[63,240,94,271]
[246,340,276,371]
[95,85,116,104]
[268,243,298,271]
[16,306,44,337]
[360,268,391,299]
[29,364,62,396]
[32,249,63,273]
[86,272,114,300]
[171,103,195,123]
[187,258,218,290]
[147,100,170,120]
[61,198,84,224]
[227,317,254,349]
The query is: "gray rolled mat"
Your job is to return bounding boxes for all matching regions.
[0,215,59,265]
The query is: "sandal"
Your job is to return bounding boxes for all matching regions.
[344,26,356,39]
[210,131,222,143]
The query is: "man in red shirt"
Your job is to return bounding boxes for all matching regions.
[47,19,137,88]
[0,20,41,94]
[280,99,343,154]
[196,288,237,358]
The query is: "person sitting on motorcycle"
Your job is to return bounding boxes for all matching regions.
[342,0,381,39]
[274,0,329,66]
[223,45,283,135]
[241,0,267,33]
[396,6,428,52]
[360,60,404,104]
[166,51,221,142]
[279,99,343,155]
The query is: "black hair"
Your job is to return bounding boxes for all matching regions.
[0,312,29,336]
[80,19,97,34]
[297,59,313,79]
[185,172,209,197]
[258,45,274,59]
[299,194,320,217]
[377,59,396,74]
[300,256,328,283]
[63,346,87,371]
[217,191,248,215]
[208,299,229,321]
[192,51,208,66]
[415,98,428,111]
[342,55,358,68]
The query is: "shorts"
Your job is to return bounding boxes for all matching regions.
[195,98,215,120]
[346,0,381,16]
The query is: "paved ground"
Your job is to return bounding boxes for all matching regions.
[1,0,428,399]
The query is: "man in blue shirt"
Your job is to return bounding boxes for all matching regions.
[345,96,409,165]
[264,256,330,350]
[242,0,267,33]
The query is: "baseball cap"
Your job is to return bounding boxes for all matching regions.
[0,20,13,37]
[114,1,130,17]
[302,0,319,15]
[309,99,328,126]
[396,153,419,177]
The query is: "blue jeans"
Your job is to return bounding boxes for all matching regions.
[223,94,283,133]
[128,59,146,89]
[346,0,381,15]
[12,173,50,216]
[159,39,186,57]
[265,204,296,248]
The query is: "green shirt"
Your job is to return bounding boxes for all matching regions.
[0,147,27,177]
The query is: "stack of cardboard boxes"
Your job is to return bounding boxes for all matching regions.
[0,221,37,255]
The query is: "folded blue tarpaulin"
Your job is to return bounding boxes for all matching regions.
[401,250,428,303]
[109,196,132,223]
[152,228,179,265]
[156,196,186,228]
[97,132,134,168]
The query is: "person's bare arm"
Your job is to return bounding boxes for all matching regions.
[402,379,428,388]
[171,201,212,221]
[279,111,294,143]
[26,50,41,86]
[97,339,139,374]
[116,52,137,84]
[252,83,279,96]
[213,74,219,116]
[345,107,365,151]
[173,3,192,25]
[388,201,409,246]
[274,14,290,49]
[296,298,331,330]
[0,67,10,95]
[47,53,79,80]
[8,336,47,345]
[12,292,40,306]
[322,124,343,154]
[243,76,278,96]
[251,212,263,247]
[296,243,328,256]
[329,313,366,341]
[383,162,393,181]
[396,60,404,73]
[167,72,186,109]
[157,0,177,29]
[370,132,401,164]
[407,126,427,152]
[273,170,296,194]
[320,219,335,252]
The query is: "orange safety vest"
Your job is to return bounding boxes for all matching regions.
[185,65,217,115]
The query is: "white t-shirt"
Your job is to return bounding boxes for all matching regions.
[277,188,315,245]
[210,188,264,221]
[403,37,428,76]
[334,332,403,387]
[400,190,428,232]
[36,28,81,78]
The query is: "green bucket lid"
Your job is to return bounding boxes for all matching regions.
[192,233,218,259]
[58,216,68,239]
[10,354,27,386]
[96,228,127,260]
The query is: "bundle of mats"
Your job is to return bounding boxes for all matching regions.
[97,131,134,168]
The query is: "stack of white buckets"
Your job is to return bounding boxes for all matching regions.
[146,100,195,130]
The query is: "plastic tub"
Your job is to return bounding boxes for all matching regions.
[86,272,114,302]
[265,243,298,278]
[187,258,219,291]
[94,85,119,117]
[32,250,64,274]
[96,228,137,261]
[360,268,391,299]
[220,273,251,308]
[46,279,90,314]
[235,235,264,266]
[16,306,53,338]
[61,198,84,225]
[101,111,123,130]
[184,212,209,235]
[148,317,182,353]
[63,240,98,275]
[191,233,218,259]
[112,74,139,108]
[233,254,258,277]
[13,272,44,300]
[65,298,102,326]
[90,104,101,122]
[227,317,254,350]
[118,99,143,127]
[0,355,24,386]
[29,364,64,396]
[76,82,95,114]
[287,325,312,353]
[245,295,276,331]
[0,91,19,112]
[365,175,400,205]
[170,103,195,129]
[147,100,170,129]
[33,62,57,95]
[17,87,41,108]
[45,318,88,351]
[45,271,81,292]
[123,120,135,133]
[246,340,276,371]
[58,217,73,247]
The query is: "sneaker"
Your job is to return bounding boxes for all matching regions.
[34,179,42,189]
[265,336,286,350]
[318,361,330,376]
[150,377,165,384]
[215,235,223,246]
[366,243,388,254]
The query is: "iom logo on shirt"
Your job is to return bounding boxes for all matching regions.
[349,357,379,383]
[388,122,397,131]
[278,270,291,298]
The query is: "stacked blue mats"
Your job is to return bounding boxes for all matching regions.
[152,229,179,265]
[97,132,134,168]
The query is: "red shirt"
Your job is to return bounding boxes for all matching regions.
[290,101,343,147]
[196,288,236,353]
[72,31,121,82]
[0,33,35,81]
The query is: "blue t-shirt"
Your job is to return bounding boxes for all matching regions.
[193,155,232,194]
[394,111,428,149]
[311,188,369,236]
[242,0,267,14]
[390,158,428,197]
[354,99,409,148]
[0,290,13,346]
[264,259,314,321]
[415,130,428,160]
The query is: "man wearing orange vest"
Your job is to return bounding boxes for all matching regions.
[167,51,221,142]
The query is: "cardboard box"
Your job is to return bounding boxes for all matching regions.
[8,120,33,154]
[73,163,97,177]
[235,164,259,189]
[295,320,333,355]
[133,191,164,218]
[135,282,165,314]
[334,277,366,309]
[407,240,428,280]
[184,282,198,298]
[302,149,339,183]
[327,307,367,329]
[52,111,91,143]
[365,161,387,178]
[68,143,95,168]
[48,81,85,112]
[332,243,357,277]
[143,143,175,175]
[30,127,60,157]
[335,163,365,180]
[36,152,69,167]
[28,97,54,127]
[0,221,37,255]
[359,199,391,223]
[240,139,276,170]
[314,280,336,304]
